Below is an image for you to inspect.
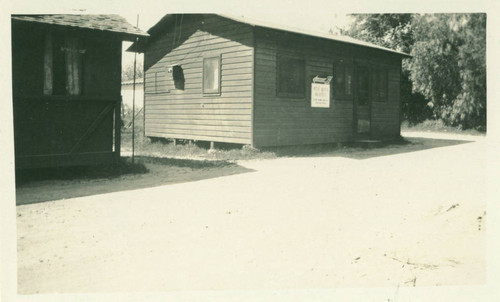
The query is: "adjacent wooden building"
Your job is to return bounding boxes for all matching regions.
[131,14,410,147]
[11,14,148,168]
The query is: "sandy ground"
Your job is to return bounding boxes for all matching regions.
[16,132,487,294]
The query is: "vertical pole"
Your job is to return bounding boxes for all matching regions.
[115,97,122,159]
[132,14,139,163]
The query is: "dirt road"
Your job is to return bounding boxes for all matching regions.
[16,133,487,294]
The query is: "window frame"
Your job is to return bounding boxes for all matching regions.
[276,53,306,99]
[333,59,353,100]
[43,32,84,96]
[202,55,221,96]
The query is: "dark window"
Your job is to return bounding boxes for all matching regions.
[172,65,185,90]
[203,56,220,94]
[333,61,353,98]
[277,55,305,98]
[334,64,345,96]
[43,33,84,96]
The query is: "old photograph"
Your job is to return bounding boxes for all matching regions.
[2,0,497,301]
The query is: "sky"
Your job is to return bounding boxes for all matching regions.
[6,0,493,69]
[6,0,358,68]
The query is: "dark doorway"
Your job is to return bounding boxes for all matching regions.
[355,65,371,137]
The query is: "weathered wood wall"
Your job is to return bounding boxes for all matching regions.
[143,15,254,145]
[11,21,122,168]
[253,27,402,147]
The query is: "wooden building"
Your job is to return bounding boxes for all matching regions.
[130,14,410,148]
[11,15,148,168]
[121,77,144,109]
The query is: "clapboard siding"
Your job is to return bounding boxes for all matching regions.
[144,14,253,144]
[253,27,354,147]
[146,119,252,127]
[147,113,252,121]
[253,27,402,147]
[143,14,405,147]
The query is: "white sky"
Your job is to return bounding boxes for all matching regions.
[6,0,494,67]
[6,0,358,67]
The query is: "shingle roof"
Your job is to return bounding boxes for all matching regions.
[12,14,149,41]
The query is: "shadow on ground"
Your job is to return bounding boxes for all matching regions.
[15,136,474,205]
[15,157,254,206]
[265,137,473,160]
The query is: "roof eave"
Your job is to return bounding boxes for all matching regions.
[12,16,149,42]
[219,14,411,58]
[130,13,412,58]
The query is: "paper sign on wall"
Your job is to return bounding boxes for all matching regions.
[311,82,330,108]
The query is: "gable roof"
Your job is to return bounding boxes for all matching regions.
[221,14,411,58]
[128,13,410,58]
[12,14,149,42]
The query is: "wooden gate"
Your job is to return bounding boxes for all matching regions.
[13,95,121,169]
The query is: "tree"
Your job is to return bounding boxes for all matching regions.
[342,13,486,130]
[342,14,414,54]
[122,60,144,81]
[408,14,486,130]
[342,14,432,124]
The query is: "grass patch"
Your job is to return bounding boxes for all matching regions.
[121,108,275,161]
[401,119,485,136]
[134,156,236,168]
[119,108,432,161]
[128,138,414,161]
[263,143,346,157]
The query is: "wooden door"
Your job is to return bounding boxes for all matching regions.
[355,65,371,137]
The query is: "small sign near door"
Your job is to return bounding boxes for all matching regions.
[311,76,332,108]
